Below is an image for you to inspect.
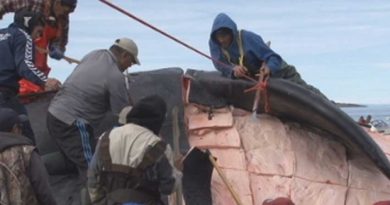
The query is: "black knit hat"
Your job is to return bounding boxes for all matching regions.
[13,8,45,34]
[126,95,167,135]
[0,108,27,132]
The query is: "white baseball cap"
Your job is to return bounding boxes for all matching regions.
[114,38,140,65]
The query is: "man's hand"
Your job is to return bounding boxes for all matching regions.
[259,64,271,79]
[44,78,62,91]
[233,65,248,78]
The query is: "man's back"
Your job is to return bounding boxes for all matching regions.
[48,49,129,127]
[0,132,39,205]
[88,123,179,204]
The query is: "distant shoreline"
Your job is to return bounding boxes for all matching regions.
[334,102,366,108]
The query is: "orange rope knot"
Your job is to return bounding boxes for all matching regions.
[244,75,271,114]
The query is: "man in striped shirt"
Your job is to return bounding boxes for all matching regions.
[0,9,61,144]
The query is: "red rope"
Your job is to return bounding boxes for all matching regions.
[244,74,271,113]
[99,1,226,67]
[99,0,259,82]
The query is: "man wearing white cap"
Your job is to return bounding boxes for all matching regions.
[46,37,139,189]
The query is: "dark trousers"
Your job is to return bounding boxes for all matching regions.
[0,91,36,144]
[273,61,328,100]
[46,112,95,184]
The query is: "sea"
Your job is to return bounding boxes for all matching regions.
[341,104,390,122]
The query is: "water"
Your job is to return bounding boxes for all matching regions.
[341,104,390,122]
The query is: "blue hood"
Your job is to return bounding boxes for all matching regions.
[209,13,241,77]
[209,13,283,77]
[210,13,238,43]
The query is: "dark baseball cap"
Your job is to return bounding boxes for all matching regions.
[0,108,28,132]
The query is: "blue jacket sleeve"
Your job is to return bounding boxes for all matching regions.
[209,39,235,78]
[245,31,283,73]
[14,30,47,86]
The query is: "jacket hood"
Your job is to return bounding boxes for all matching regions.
[210,13,238,43]
[13,8,45,34]
[0,132,33,152]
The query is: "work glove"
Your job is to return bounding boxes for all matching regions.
[49,44,64,60]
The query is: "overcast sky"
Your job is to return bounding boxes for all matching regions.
[1,0,389,104]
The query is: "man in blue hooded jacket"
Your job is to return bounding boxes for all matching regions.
[209,13,326,98]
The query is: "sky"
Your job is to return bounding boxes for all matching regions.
[1,0,390,104]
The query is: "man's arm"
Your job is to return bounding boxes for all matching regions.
[58,15,69,50]
[247,31,283,74]
[155,157,182,195]
[209,39,235,78]
[14,29,61,91]
[155,145,182,195]
[87,147,107,204]
[14,29,47,86]
[27,151,57,205]
[48,15,70,60]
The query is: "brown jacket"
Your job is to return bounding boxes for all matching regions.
[0,132,57,205]
[0,0,72,50]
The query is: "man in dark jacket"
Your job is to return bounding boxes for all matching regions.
[1,0,77,95]
[209,13,326,99]
[0,9,61,144]
[0,108,57,205]
[88,95,182,205]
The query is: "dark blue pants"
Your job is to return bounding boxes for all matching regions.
[0,91,36,144]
